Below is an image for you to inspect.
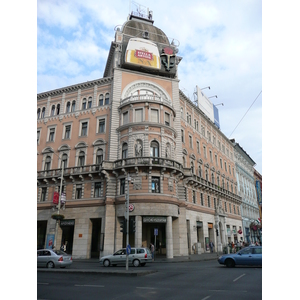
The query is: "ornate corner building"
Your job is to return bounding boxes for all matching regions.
[37,11,245,259]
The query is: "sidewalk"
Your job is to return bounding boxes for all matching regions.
[37,252,220,276]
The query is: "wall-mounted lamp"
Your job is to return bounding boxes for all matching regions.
[208,95,217,99]
[201,86,210,90]
[215,103,224,106]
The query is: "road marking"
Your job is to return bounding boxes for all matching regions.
[201,296,211,300]
[136,287,157,290]
[233,274,246,282]
[74,285,104,288]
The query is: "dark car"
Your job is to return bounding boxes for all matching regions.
[218,246,262,267]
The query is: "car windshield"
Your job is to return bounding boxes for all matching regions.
[114,249,126,255]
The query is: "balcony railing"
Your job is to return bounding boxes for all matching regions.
[114,156,183,171]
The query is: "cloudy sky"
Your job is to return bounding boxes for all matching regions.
[37,0,262,174]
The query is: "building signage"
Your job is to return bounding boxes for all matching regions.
[143,216,167,223]
[125,38,161,69]
[60,219,75,226]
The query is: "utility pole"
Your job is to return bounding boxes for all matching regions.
[125,174,130,271]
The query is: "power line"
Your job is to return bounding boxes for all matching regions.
[229,90,262,138]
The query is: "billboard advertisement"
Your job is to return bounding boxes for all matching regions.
[196,85,221,129]
[125,37,161,70]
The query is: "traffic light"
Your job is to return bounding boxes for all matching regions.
[129,219,136,233]
[120,218,127,233]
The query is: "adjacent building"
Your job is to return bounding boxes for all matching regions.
[231,139,260,244]
[37,11,244,259]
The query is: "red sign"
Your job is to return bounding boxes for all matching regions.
[238,229,242,234]
[53,192,59,204]
[135,50,153,60]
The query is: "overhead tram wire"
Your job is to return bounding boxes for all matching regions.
[229,90,262,138]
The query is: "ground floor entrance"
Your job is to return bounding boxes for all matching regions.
[60,219,75,254]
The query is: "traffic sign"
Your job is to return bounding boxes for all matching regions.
[126,244,131,255]
[154,228,158,236]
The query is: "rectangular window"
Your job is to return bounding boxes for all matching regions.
[40,187,47,202]
[120,178,125,195]
[214,197,216,209]
[123,111,129,125]
[220,158,223,169]
[181,129,184,143]
[203,145,207,158]
[81,122,88,136]
[189,135,192,148]
[192,190,196,204]
[65,125,71,139]
[94,182,101,197]
[37,130,40,144]
[196,141,200,153]
[207,195,210,207]
[229,203,232,213]
[200,193,204,206]
[49,128,55,142]
[151,109,159,122]
[98,119,105,133]
[225,201,227,212]
[209,150,213,162]
[165,112,170,126]
[151,176,160,193]
[135,108,143,122]
[76,184,82,199]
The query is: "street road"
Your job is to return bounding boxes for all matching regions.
[37,260,262,300]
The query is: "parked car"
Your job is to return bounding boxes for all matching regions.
[37,249,72,268]
[218,246,262,267]
[100,247,152,267]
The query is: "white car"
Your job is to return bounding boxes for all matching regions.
[100,247,152,267]
[37,249,73,268]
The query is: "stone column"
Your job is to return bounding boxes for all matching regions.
[166,216,173,258]
[135,216,142,248]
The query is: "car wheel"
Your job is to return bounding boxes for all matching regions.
[225,259,235,268]
[47,261,55,268]
[103,259,110,267]
[133,259,140,267]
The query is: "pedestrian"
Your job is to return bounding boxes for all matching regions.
[209,241,214,253]
[150,243,155,260]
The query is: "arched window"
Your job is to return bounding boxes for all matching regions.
[122,143,128,159]
[71,100,76,112]
[37,108,41,119]
[96,149,103,164]
[44,156,51,171]
[50,105,55,116]
[88,97,92,108]
[78,151,85,166]
[217,176,220,186]
[212,173,215,184]
[66,101,71,113]
[99,94,104,106]
[105,93,110,105]
[222,179,225,189]
[205,170,209,181]
[82,98,87,110]
[41,107,45,118]
[56,104,60,115]
[150,141,159,157]
[61,153,68,169]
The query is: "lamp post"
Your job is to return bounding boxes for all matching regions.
[125,174,131,271]
[50,150,65,250]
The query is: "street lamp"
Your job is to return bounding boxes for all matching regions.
[50,150,65,250]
